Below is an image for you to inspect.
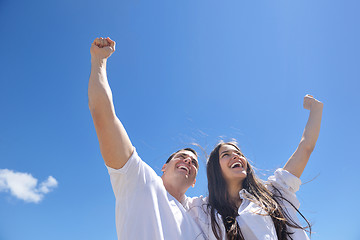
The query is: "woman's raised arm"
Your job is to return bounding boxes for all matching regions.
[283,95,323,178]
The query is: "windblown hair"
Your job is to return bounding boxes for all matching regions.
[166,148,198,164]
[206,142,311,240]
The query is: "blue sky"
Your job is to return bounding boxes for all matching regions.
[1,0,359,239]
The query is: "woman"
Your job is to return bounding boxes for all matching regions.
[188,95,323,240]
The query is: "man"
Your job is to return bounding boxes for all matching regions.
[88,37,205,240]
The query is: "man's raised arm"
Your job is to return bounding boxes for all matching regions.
[88,37,133,169]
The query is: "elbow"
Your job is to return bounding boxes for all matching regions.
[88,91,97,113]
[299,139,316,154]
[88,100,97,114]
[88,100,99,116]
[88,98,103,119]
[89,105,107,122]
[88,100,116,125]
[88,96,110,116]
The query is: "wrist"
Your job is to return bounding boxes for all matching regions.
[91,57,107,68]
[310,102,323,111]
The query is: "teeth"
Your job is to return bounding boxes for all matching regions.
[179,166,189,174]
[230,162,242,168]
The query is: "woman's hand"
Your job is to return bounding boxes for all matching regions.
[303,94,323,111]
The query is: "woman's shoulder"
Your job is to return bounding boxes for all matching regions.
[265,168,302,208]
[266,168,302,193]
[184,195,209,209]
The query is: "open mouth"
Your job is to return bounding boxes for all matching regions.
[230,162,243,169]
[178,165,190,174]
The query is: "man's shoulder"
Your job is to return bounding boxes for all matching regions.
[106,147,164,194]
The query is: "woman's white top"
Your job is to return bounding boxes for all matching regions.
[184,169,310,240]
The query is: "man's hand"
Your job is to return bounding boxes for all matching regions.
[303,94,323,111]
[90,37,116,62]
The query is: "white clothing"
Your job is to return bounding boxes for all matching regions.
[186,169,310,240]
[107,148,205,240]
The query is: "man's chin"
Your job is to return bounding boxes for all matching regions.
[174,173,194,185]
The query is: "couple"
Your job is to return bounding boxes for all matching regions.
[88,37,323,240]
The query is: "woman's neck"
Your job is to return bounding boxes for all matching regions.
[227,181,243,209]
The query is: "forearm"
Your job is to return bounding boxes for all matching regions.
[88,59,115,117]
[300,104,323,151]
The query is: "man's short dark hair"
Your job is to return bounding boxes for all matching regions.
[165,148,198,164]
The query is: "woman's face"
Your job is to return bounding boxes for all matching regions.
[218,144,248,184]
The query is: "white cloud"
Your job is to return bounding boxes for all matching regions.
[0,169,58,203]
[39,176,58,194]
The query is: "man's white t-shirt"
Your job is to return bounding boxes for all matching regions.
[107,148,205,240]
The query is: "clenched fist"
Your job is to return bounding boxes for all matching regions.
[90,37,116,61]
[303,94,323,111]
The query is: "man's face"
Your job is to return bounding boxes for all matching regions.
[162,150,198,188]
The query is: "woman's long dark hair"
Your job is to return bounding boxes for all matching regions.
[207,142,311,240]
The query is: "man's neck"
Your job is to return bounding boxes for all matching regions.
[162,177,186,202]
[168,189,185,203]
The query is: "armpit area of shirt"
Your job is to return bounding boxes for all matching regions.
[106,146,138,175]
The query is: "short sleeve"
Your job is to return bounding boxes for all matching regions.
[105,147,159,198]
[106,147,139,175]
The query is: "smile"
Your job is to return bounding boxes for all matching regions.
[230,162,243,169]
[178,165,190,174]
